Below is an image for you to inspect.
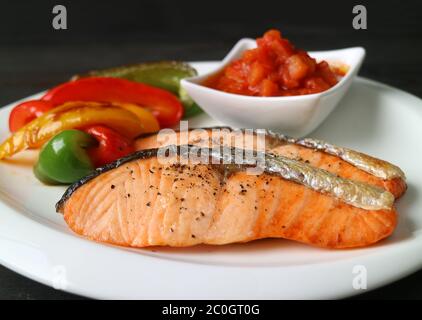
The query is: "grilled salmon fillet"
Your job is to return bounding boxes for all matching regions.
[135,128,406,198]
[57,147,397,249]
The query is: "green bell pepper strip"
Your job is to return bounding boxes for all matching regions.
[34,130,97,185]
[72,61,203,118]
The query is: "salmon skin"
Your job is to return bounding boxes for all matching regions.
[135,127,406,199]
[57,145,397,249]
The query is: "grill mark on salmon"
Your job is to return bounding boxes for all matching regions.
[57,146,397,249]
[135,127,406,198]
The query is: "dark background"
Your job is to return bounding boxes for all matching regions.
[0,0,421,299]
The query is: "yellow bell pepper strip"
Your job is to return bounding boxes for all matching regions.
[0,101,159,159]
[115,102,159,132]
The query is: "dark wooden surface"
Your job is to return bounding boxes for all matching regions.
[0,0,421,299]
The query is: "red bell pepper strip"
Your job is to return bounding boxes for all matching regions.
[42,77,184,127]
[9,100,54,132]
[83,125,135,168]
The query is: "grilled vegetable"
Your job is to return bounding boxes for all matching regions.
[9,100,54,132]
[34,130,96,184]
[0,101,157,159]
[72,61,203,118]
[42,77,184,127]
[84,125,134,168]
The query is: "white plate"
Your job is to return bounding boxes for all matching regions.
[0,62,421,300]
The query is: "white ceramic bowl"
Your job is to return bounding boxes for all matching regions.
[182,38,365,136]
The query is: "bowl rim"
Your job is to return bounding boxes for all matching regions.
[181,39,366,102]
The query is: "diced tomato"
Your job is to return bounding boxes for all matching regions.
[316,61,339,87]
[204,29,343,97]
[304,77,331,92]
[286,54,309,81]
[261,79,279,96]
[248,61,266,87]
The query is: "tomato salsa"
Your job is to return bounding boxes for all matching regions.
[204,30,345,97]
